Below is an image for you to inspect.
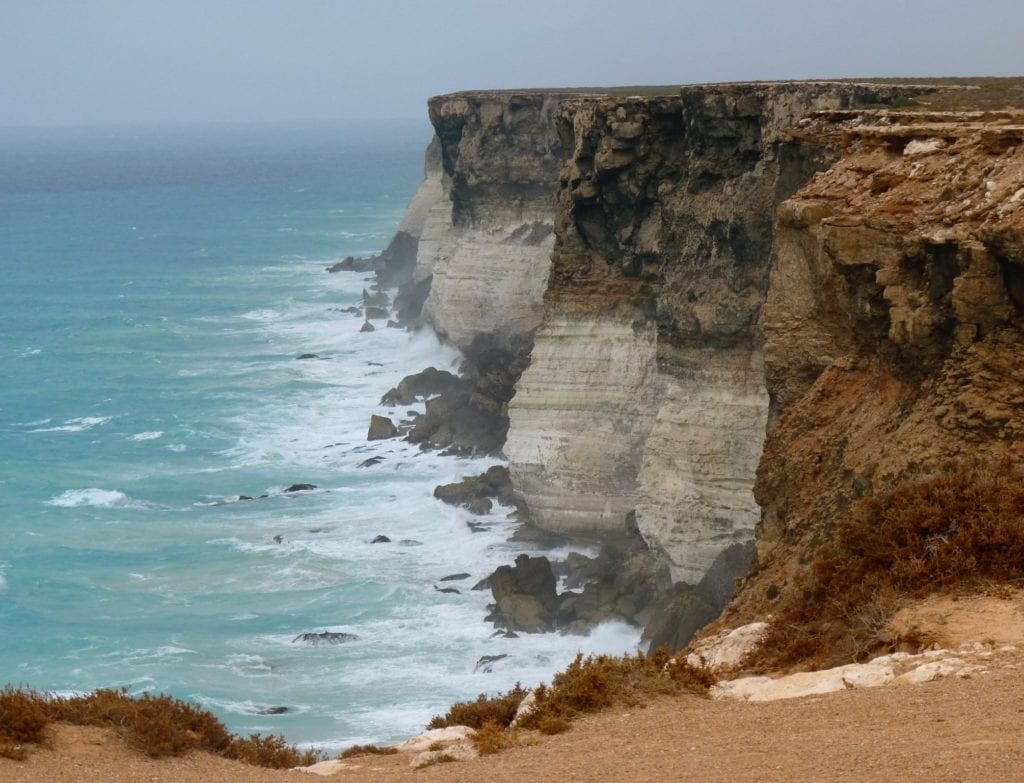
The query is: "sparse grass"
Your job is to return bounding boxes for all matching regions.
[0,687,320,768]
[339,743,399,759]
[472,721,519,755]
[749,462,1024,671]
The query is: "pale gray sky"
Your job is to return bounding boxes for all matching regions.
[2,0,1022,127]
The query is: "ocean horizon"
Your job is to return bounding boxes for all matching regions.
[0,120,639,752]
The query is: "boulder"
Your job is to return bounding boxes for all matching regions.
[325,255,381,273]
[359,320,375,333]
[440,573,471,581]
[284,483,317,493]
[474,653,509,672]
[296,353,319,360]
[433,465,516,515]
[489,555,560,633]
[686,622,769,672]
[367,415,398,440]
[364,306,389,320]
[292,631,359,645]
[381,367,461,406]
[358,456,384,468]
[362,288,390,308]
[370,535,391,544]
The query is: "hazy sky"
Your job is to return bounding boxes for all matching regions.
[2,0,1022,128]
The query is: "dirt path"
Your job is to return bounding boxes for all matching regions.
[5,650,1023,783]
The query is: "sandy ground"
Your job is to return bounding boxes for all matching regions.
[4,649,1024,783]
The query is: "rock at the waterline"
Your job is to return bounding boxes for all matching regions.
[433,465,516,514]
[386,320,402,329]
[474,653,509,672]
[472,577,491,591]
[362,288,390,308]
[491,629,518,639]
[398,539,423,546]
[359,320,375,333]
[237,495,254,501]
[435,585,461,594]
[254,706,289,715]
[273,535,284,544]
[489,555,560,633]
[440,573,471,582]
[364,306,389,320]
[284,483,317,493]
[367,415,398,440]
[292,631,359,645]
[358,456,385,468]
[381,367,461,406]
[370,535,391,544]
[326,255,381,273]
[295,353,319,360]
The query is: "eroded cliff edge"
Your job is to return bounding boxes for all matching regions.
[372,80,1024,648]
[720,109,1024,635]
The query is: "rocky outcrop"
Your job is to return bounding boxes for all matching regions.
[507,83,925,583]
[725,111,1024,625]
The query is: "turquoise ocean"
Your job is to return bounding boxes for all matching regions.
[0,122,637,751]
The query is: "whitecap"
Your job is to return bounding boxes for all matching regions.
[128,431,164,441]
[17,347,42,358]
[30,415,113,433]
[166,443,187,452]
[44,488,152,509]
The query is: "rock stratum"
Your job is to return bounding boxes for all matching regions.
[373,79,1024,649]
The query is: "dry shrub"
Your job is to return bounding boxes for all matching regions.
[516,651,713,731]
[427,683,527,730]
[752,464,1024,671]
[472,721,518,755]
[0,687,50,759]
[0,687,319,768]
[339,743,399,759]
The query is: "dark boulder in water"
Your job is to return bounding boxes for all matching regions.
[326,255,381,273]
[296,353,319,360]
[440,573,471,582]
[254,706,289,715]
[474,653,509,672]
[364,306,389,320]
[358,456,385,468]
[362,288,390,308]
[284,483,317,493]
[434,585,460,595]
[367,415,398,440]
[292,631,360,645]
[370,535,391,544]
[381,367,461,406]
[360,320,375,333]
[488,554,560,633]
[433,465,516,515]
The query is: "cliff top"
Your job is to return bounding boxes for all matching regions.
[431,77,1024,111]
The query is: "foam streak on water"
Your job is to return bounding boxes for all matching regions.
[0,122,640,750]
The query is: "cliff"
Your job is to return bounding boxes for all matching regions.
[378,79,1024,649]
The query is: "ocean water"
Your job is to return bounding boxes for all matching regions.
[0,121,639,751]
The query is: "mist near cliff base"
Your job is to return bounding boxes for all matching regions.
[3,0,1023,128]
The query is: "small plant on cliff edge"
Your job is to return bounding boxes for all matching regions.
[749,460,1024,671]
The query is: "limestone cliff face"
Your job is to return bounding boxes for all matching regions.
[506,83,920,582]
[725,112,1024,623]
[415,92,578,352]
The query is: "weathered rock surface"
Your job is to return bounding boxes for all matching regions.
[507,83,925,583]
[380,366,461,406]
[433,465,515,514]
[488,554,560,632]
[367,415,398,440]
[725,111,1024,625]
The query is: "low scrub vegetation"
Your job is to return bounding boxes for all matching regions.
[751,464,1024,671]
[430,649,714,751]
[0,687,320,767]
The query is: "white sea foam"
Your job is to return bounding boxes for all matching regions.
[128,430,164,441]
[30,415,113,433]
[45,488,152,509]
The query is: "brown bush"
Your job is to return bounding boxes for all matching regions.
[517,651,713,731]
[339,743,400,759]
[751,464,1024,671]
[427,683,527,730]
[471,721,517,755]
[0,687,320,767]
